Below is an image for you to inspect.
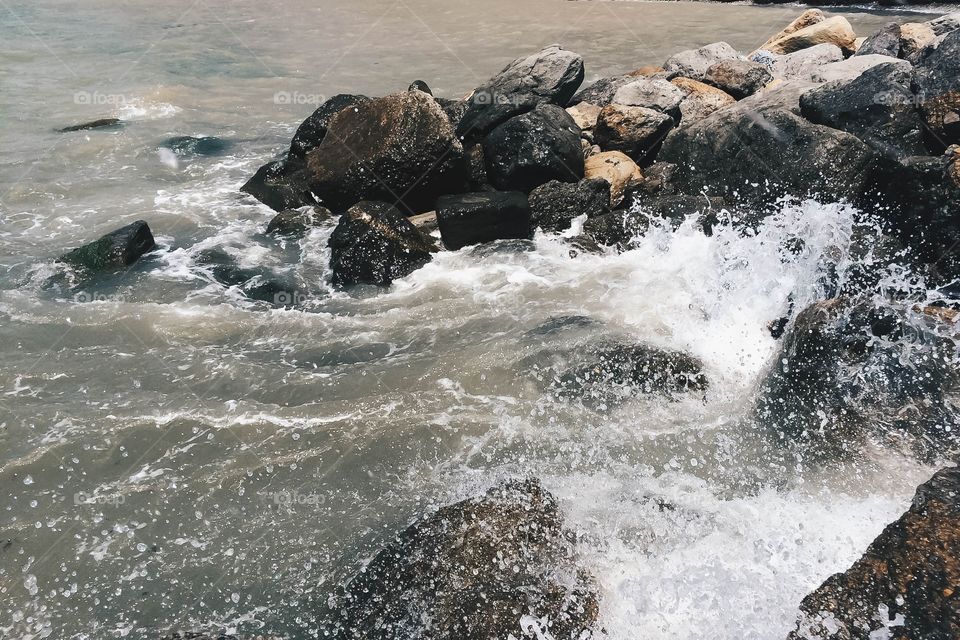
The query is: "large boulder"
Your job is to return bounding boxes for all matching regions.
[328,201,436,286]
[671,77,736,123]
[787,466,960,640]
[757,9,827,53]
[811,55,908,84]
[593,104,674,162]
[704,59,773,99]
[59,220,156,273]
[854,22,901,58]
[240,157,313,212]
[663,42,744,82]
[457,45,584,138]
[764,16,857,56]
[306,90,466,214]
[482,104,584,192]
[767,44,845,82]
[528,179,611,232]
[611,78,686,117]
[913,30,960,152]
[288,94,371,160]
[569,74,635,107]
[799,62,927,158]
[436,191,531,249]
[583,151,644,207]
[320,478,599,640]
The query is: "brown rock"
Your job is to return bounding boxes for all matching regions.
[593,104,674,161]
[583,151,644,207]
[765,16,857,56]
[671,77,736,123]
[627,65,665,77]
[566,102,602,132]
[758,9,827,52]
[899,22,937,62]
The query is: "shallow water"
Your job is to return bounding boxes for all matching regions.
[0,1,952,639]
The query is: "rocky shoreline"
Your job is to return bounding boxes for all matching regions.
[51,7,960,639]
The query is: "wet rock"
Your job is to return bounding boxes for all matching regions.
[59,220,156,273]
[288,94,371,160]
[757,9,827,53]
[581,210,650,248]
[787,466,960,640]
[593,104,674,162]
[305,90,465,214]
[624,193,727,233]
[913,30,960,152]
[160,136,232,156]
[528,178,610,232]
[194,248,291,305]
[436,191,531,250]
[671,77,736,124]
[328,201,436,286]
[583,151,644,207]
[408,80,431,94]
[612,78,685,118]
[855,22,901,58]
[457,45,585,139]
[799,62,927,158]
[57,117,122,132]
[551,343,707,410]
[632,161,678,196]
[768,44,844,81]
[240,156,312,212]
[663,42,745,82]
[321,478,599,640]
[408,210,438,234]
[482,103,583,192]
[570,74,635,107]
[704,60,773,99]
[764,16,857,56]
[264,206,333,236]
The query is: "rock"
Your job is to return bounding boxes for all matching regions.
[855,22,901,58]
[58,117,122,132]
[436,191,531,250]
[160,135,232,156]
[408,80,431,94]
[241,157,312,212]
[764,16,857,56]
[551,343,707,409]
[671,77,736,123]
[612,78,686,119]
[528,179,610,232]
[704,60,773,99]
[194,248,291,305]
[593,104,674,162]
[799,62,927,158]
[569,74,635,107]
[306,90,466,214]
[463,142,488,190]
[632,161,677,196]
[769,44,844,81]
[927,11,960,37]
[581,210,650,248]
[482,103,584,193]
[264,206,333,236]
[757,9,827,53]
[328,201,436,286]
[811,54,908,84]
[437,97,470,132]
[900,22,937,63]
[628,65,666,78]
[59,221,156,272]
[457,45,584,138]
[659,104,879,206]
[320,478,599,640]
[663,42,745,82]
[583,151,644,207]
[913,30,960,152]
[624,193,727,233]
[288,94,371,160]
[787,466,960,640]
[566,102,601,132]
[756,299,959,461]
[407,210,438,233]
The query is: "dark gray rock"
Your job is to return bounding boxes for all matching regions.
[799,62,927,158]
[927,11,960,37]
[306,90,466,214]
[913,30,960,152]
[623,193,727,233]
[569,74,635,107]
[457,45,585,139]
[264,206,333,236]
[408,80,431,94]
[288,94,371,160]
[328,201,436,286]
[160,136,232,157]
[320,478,599,640]
[704,60,773,99]
[59,220,156,272]
[482,104,584,193]
[582,210,650,248]
[663,42,745,82]
[593,104,674,162]
[58,118,122,132]
[855,22,901,57]
[195,248,291,305]
[436,191,531,250]
[528,179,610,232]
[241,156,312,212]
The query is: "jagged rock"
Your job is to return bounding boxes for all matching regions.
[787,466,960,640]
[765,16,857,56]
[900,22,937,63]
[436,191,531,249]
[58,117,122,132]
[264,206,333,236]
[704,59,773,99]
[482,104,583,192]
[855,22,901,58]
[528,179,610,232]
[320,479,599,640]
[457,45,584,138]
[928,11,960,36]
[241,156,313,212]
[663,42,745,82]
[566,102,601,133]
[306,90,465,214]
[612,78,685,118]
[757,9,827,53]
[593,104,674,161]
[551,343,707,409]
[59,220,156,272]
[811,54,909,84]
[328,201,435,286]
[582,210,650,248]
[160,136,232,156]
[583,151,644,207]
[671,77,736,123]
[288,94,371,160]
[570,74,635,107]
[632,161,677,196]
[799,62,927,158]
[768,44,844,81]
[913,30,960,152]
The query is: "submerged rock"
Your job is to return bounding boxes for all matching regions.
[788,466,960,640]
[160,135,233,156]
[328,201,436,286]
[194,248,291,305]
[264,206,333,236]
[240,156,313,212]
[321,478,599,640]
[528,179,610,232]
[58,220,156,273]
[57,117,122,132]
[288,94,371,160]
[436,191,531,250]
